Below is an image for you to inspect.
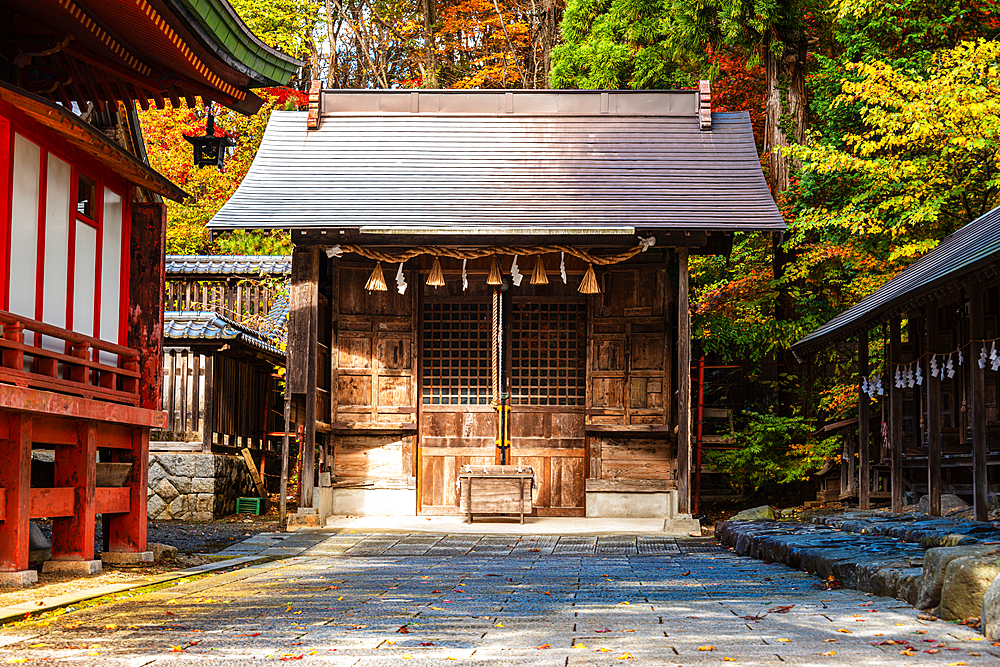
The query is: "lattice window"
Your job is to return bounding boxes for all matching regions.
[421,302,491,404]
[511,302,586,406]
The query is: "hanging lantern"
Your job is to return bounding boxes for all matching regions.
[578,263,601,294]
[530,255,549,285]
[427,257,446,287]
[487,255,503,286]
[184,107,235,169]
[365,261,387,291]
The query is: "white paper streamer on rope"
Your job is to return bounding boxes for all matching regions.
[876,374,884,396]
[395,262,407,294]
[915,362,924,385]
[980,345,988,369]
[930,355,939,379]
[638,234,656,251]
[906,366,915,388]
[946,353,955,379]
[958,350,964,366]
[560,252,567,284]
[325,245,343,258]
[992,343,1000,371]
[895,369,903,388]
[510,255,523,287]
[861,377,869,395]
[462,259,468,291]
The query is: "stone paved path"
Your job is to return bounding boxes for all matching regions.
[1,532,997,666]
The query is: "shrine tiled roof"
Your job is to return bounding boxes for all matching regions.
[165,255,292,276]
[164,311,284,357]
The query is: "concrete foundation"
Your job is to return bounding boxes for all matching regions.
[585,491,676,518]
[42,559,102,575]
[0,570,38,587]
[101,551,154,565]
[664,515,703,536]
[314,488,417,517]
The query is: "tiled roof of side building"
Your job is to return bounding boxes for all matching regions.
[165,255,292,276]
[164,311,284,358]
[791,205,1000,358]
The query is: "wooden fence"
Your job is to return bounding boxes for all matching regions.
[165,279,280,325]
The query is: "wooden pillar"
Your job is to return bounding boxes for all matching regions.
[969,287,989,521]
[128,203,166,411]
[858,330,870,509]
[290,246,319,508]
[890,316,904,513]
[106,427,149,554]
[0,414,32,572]
[51,421,97,561]
[201,356,214,452]
[926,306,942,516]
[676,247,691,515]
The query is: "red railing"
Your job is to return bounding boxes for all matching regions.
[0,310,140,405]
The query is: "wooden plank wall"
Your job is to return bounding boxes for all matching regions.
[586,257,676,496]
[165,278,280,323]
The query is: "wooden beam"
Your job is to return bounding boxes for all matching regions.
[676,247,691,515]
[0,384,165,427]
[890,316,904,513]
[105,427,149,554]
[926,307,942,516]
[969,287,989,521]
[0,415,31,571]
[858,330,870,510]
[202,356,214,452]
[29,487,75,519]
[95,487,131,515]
[241,447,270,512]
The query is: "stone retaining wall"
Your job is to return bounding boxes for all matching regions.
[147,453,256,521]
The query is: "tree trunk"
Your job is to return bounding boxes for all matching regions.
[422,0,438,87]
[763,32,808,199]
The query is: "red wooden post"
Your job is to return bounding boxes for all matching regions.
[69,342,90,385]
[0,413,34,582]
[2,321,24,370]
[105,426,149,557]
[50,421,97,562]
[128,203,166,411]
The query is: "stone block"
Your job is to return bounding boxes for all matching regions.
[937,552,1000,620]
[155,453,175,475]
[173,454,196,478]
[147,494,167,519]
[917,545,998,610]
[102,551,154,565]
[192,477,215,494]
[147,460,167,486]
[42,559,102,575]
[196,493,214,513]
[155,478,179,502]
[150,543,178,561]
[918,493,970,515]
[664,516,701,536]
[983,572,1000,639]
[731,505,776,521]
[0,570,38,587]
[194,453,216,478]
[167,495,189,518]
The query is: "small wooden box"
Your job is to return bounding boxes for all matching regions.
[458,465,534,524]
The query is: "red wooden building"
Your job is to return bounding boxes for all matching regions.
[0,0,300,585]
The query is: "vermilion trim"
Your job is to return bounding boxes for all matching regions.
[0,116,11,311]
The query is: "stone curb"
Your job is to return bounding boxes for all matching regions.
[802,510,1000,547]
[0,554,267,625]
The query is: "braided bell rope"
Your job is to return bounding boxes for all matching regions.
[335,244,646,266]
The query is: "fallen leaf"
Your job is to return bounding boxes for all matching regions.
[777,638,791,642]
[821,650,836,656]
[535,644,551,650]
[679,571,691,577]
[900,650,915,656]
[947,663,967,666]
[170,646,185,652]
[573,644,588,649]
[837,629,852,634]
[279,655,304,661]
[698,646,715,651]
[768,605,795,613]
[495,623,504,627]
[617,653,634,660]
[724,658,736,662]
[618,601,630,606]
[397,626,410,634]
[823,639,837,643]
[597,647,613,652]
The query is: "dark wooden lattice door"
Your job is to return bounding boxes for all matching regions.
[418,295,496,514]
[508,299,587,515]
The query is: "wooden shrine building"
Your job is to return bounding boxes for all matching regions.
[0,0,300,584]
[792,206,1000,521]
[208,87,784,524]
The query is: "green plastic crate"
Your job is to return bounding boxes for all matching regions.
[236,497,262,515]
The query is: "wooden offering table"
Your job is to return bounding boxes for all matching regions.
[458,465,534,524]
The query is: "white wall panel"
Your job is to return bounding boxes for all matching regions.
[8,133,40,319]
[41,153,71,351]
[73,221,97,338]
[99,188,124,363]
